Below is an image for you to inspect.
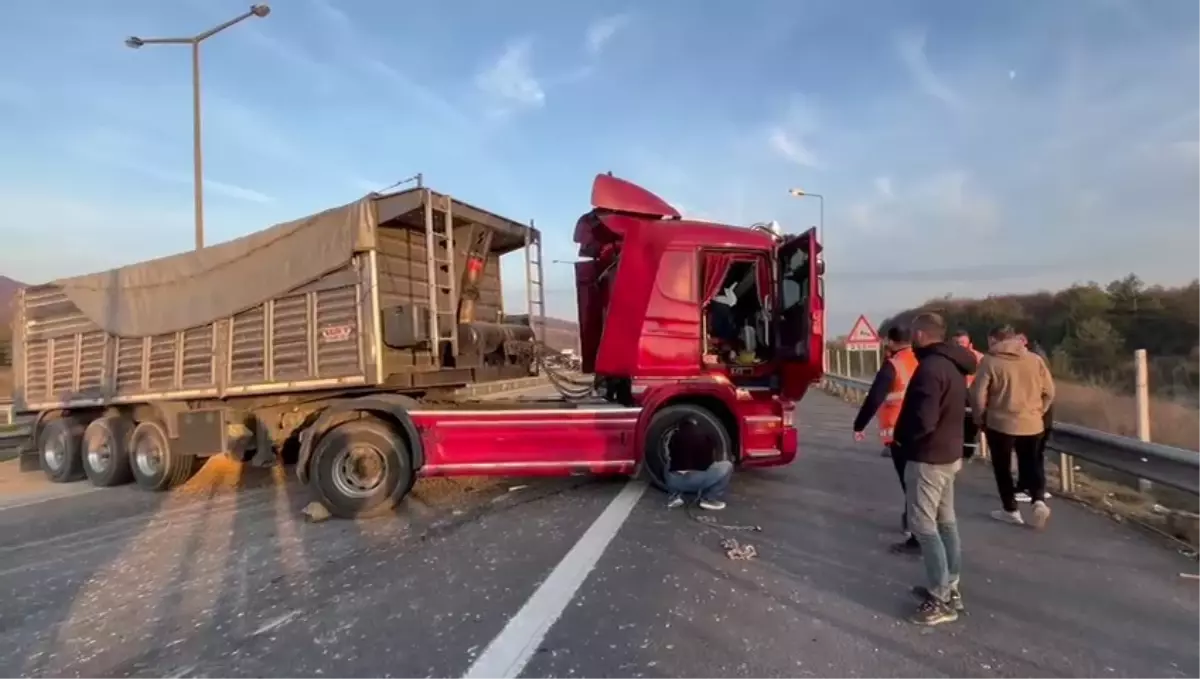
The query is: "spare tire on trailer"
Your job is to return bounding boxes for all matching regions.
[641,403,733,491]
[308,418,414,519]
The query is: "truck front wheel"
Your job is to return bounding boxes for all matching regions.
[129,420,197,491]
[82,416,135,487]
[309,418,413,519]
[39,418,85,483]
[642,404,733,491]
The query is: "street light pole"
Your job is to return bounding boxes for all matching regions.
[787,188,824,246]
[126,4,272,251]
[788,187,828,371]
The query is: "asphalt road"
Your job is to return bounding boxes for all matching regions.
[0,390,1196,678]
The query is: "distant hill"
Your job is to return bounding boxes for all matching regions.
[505,314,580,352]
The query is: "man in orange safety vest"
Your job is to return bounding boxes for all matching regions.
[853,325,921,553]
[952,330,985,460]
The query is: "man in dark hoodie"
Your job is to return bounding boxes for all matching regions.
[893,312,978,626]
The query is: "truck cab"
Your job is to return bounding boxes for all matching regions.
[573,173,825,481]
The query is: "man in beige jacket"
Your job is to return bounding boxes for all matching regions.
[970,325,1056,529]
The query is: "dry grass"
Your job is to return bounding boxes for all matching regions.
[1053,381,1200,451]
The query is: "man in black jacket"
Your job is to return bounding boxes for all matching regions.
[893,312,978,626]
[851,326,920,554]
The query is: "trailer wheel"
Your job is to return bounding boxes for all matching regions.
[129,420,196,491]
[642,404,733,491]
[82,416,135,487]
[309,418,413,519]
[39,418,85,483]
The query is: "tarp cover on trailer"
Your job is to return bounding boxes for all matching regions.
[53,197,378,338]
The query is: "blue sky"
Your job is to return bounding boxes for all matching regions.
[0,0,1196,335]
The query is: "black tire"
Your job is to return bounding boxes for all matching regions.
[38,418,85,483]
[129,420,197,491]
[641,404,733,491]
[309,418,413,519]
[82,416,135,487]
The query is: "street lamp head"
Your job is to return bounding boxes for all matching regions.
[788,188,807,197]
[250,4,271,17]
[124,36,145,49]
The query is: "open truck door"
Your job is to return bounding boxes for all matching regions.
[776,227,824,400]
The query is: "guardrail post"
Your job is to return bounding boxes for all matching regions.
[834,349,843,377]
[1134,349,1153,494]
[1058,451,1076,494]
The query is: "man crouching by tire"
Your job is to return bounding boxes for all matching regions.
[663,414,732,511]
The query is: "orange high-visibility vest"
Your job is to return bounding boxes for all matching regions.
[878,346,919,445]
[965,348,984,388]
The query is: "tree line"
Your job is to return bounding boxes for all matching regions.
[861,275,1199,400]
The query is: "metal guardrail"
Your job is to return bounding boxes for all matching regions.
[821,373,1200,497]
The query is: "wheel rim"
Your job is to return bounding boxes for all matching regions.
[86,431,113,474]
[331,445,388,498]
[42,431,66,472]
[134,431,164,478]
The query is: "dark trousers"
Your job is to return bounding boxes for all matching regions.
[986,428,1046,512]
[889,444,908,533]
[1016,411,1053,494]
[963,416,980,460]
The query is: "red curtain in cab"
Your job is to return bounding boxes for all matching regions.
[701,252,735,304]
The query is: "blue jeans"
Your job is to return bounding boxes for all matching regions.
[904,460,962,602]
[665,460,733,500]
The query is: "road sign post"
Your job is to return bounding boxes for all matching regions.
[845,315,881,353]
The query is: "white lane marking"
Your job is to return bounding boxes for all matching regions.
[252,609,300,636]
[0,486,103,511]
[463,479,648,679]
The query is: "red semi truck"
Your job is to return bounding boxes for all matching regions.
[298,174,825,516]
[12,173,824,518]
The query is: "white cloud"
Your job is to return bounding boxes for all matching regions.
[873,176,894,198]
[1168,139,1200,161]
[0,79,35,110]
[62,126,274,204]
[846,170,998,238]
[475,39,546,114]
[769,129,819,167]
[585,14,630,56]
[767,97,822,168]
[895,28,964,110]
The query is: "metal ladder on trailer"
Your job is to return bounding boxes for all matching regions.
[524,221,547,344]
[424,190,459,362]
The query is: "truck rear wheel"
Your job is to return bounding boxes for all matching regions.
[309,418,413,519]
[129,420,197,491]
[39,418,85,483]
[82,416,135,487]
[642,404,733,491]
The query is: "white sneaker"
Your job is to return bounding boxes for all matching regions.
[698,499,727,511]
[1030,501,1051,529]
[1015,492,1032,503]
[991,509,1025,525]
[666,495,684,509]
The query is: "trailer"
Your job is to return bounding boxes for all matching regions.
[12,173,825,518]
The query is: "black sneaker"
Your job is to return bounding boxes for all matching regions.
[909,595,958,626]
[889,536,921,555]
[911,585,964,612]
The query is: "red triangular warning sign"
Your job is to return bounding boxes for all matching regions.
[846,315,880,348]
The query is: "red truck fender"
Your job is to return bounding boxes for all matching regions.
[633,380,743,471]
[295,394,425,484]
